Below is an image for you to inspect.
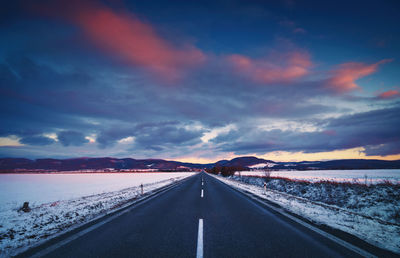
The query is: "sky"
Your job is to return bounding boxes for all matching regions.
[0,0,400,163]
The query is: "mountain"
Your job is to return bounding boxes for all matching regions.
[0,157,213,172]
[0,156,399,172]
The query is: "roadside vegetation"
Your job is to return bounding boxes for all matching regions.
[205,166,246,177]
[214,174,400,254]
[231,174,400,224]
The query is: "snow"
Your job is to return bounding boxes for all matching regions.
[0,173,196,209]
[0,172,195,257]
[248,162,276,169]
[235,169,400,184]
[213,174,400,254]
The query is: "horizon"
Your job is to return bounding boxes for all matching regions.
[1,0,400,163]
[2,155,400,165]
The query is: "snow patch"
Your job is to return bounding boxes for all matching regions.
[248,163,276,169]
[213,174,400,254]
[235,169,400,184]
[0,173,195,256]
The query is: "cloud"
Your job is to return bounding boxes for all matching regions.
[364,142,400,156]
[279,19,306,34]
[39,0,206,82]
[213,105,400,156]
[1,52,394,160]
[0,57,98,138]
[376,90,400,100]
[293,27,306,34]
[19,135,55,146]
[95,122,204,151]
[1,2,398,160]
[96,128,134,149]
[325,59,392,93]
[133,124,204,151]
[227,51,312,84]
[57,131,89,146]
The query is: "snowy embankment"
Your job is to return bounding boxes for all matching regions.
[236,169,400,184]
[213,174,400,254]
[0,172,195,256]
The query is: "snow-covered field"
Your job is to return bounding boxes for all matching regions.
[214,174,400,254]
[236,169,400,184]
[0,172,195,257]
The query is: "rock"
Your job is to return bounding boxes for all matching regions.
[19,202,31,212]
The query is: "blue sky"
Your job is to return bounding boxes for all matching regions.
[1,0,399,162]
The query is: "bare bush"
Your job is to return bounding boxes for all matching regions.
[263,170,271,182]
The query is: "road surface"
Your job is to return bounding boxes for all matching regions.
[22,172,366,257]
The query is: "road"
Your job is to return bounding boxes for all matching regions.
[23,172,365,257]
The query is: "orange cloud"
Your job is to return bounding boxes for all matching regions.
[326,59,392,93]
[228,51,312,84]
[377,90,400,99]
[38,1,205,82]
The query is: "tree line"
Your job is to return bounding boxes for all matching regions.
[205,166,247,177]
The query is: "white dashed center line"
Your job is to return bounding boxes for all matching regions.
[196,219,204,258]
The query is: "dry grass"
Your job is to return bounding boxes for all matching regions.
[233,175,400,224]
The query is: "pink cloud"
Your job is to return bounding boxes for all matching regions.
[37,1,205,82]
[228,51,312,84]
[377,90,400,100]
[326,59,392,93]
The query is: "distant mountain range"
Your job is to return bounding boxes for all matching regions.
[0,157,208,172]
[0,156,399,172]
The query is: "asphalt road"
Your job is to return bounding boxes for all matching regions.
[26,172,365,257]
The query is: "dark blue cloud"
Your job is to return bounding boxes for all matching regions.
[57,131,89,146]
[96,128,134,149]
[96,122,203,150]
[214,105,400,156]
[133,124,204,150]
[19,135,55,146]
[364,142,400,156]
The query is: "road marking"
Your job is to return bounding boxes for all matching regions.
[196,219,204,258]
[201,189,204,198]
[201,181,204,186]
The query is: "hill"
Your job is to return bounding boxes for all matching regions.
[0,156,399,172]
